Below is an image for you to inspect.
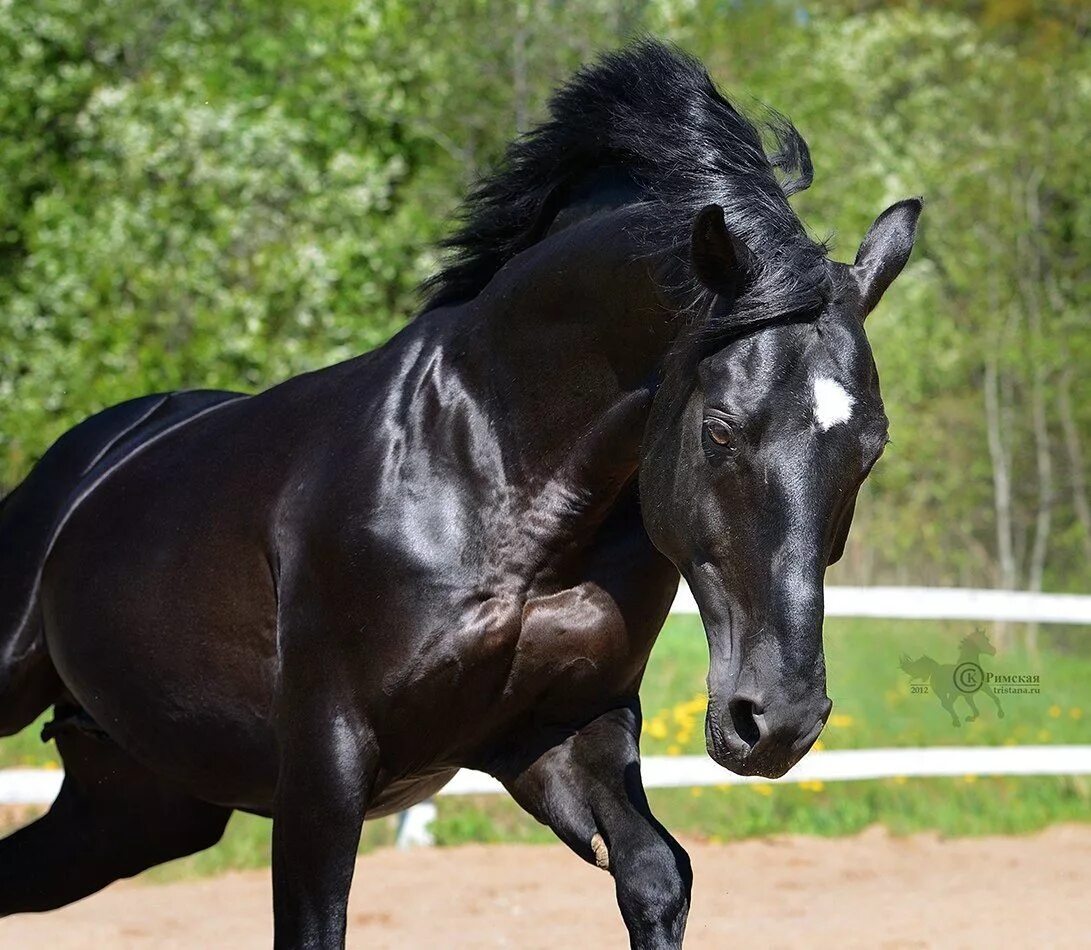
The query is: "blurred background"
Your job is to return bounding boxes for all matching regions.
[0,0,1088,908]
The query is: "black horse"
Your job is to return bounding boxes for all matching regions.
[0,42,919,948]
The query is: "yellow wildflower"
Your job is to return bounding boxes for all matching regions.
[645,718,668,740]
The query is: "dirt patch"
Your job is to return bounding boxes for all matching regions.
[2,824,1089,948]
[0,804,44,834]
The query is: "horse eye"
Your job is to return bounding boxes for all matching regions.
[704,419,732,446]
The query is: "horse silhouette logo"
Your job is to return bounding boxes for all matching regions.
[899,628,1005,726]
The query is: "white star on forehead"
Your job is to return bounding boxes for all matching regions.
[813,377,854,431]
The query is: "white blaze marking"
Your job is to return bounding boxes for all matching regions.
[813,377,854,431]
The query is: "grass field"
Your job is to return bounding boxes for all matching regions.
[1,616,1088,880]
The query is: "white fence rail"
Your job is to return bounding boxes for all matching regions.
[672,584,1091,625]
[441,745,1091,795]
[3,747,1089,808]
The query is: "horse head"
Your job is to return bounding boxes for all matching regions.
[641,199,921,778]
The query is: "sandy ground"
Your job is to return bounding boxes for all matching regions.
[2,824,1089,948]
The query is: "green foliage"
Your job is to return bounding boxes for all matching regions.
[0,0,445,473]
[1,0,1089,592]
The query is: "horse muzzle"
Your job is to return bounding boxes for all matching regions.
[705,692,832,779]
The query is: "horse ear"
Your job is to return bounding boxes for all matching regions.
[853,198,923,316]
[691,204,754,301]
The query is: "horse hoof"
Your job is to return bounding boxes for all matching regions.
[590,832,610,871]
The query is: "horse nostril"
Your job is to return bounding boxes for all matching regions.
[728,697,762,750]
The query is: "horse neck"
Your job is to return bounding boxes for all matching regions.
[458,210,679,486]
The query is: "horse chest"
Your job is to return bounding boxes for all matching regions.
[502,584,637,701]
[474,512,677,715]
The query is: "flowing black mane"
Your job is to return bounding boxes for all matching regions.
[423,40,830,328]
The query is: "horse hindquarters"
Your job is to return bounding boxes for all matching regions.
[0,416,143,736]
[0,391,242,736]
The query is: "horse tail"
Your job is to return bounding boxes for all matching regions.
[0,390,242,736]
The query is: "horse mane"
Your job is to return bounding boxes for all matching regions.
[422,39,830,331]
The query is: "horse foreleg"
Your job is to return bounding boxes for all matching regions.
[271,691,377,950]
[500,703,691,950]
